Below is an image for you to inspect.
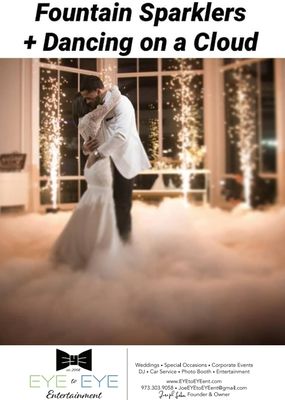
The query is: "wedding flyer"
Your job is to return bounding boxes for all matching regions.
[0,1,285,399]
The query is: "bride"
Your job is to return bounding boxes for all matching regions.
[50,86,121,271]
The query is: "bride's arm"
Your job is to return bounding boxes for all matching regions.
[79,86,121,148]
[90,85,121,123]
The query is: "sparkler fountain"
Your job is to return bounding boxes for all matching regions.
[149,107,159,164]
[169,59,205,203]
[40,69,64,212]
[226,67,257,209]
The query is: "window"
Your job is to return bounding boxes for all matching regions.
[222,59,277,206]
[117,59,204,191]
[37,58,209,205]
[39,59,99,207]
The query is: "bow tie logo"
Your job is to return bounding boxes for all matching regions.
[56,349,92,371]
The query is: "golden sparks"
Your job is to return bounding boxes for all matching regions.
[226,66,258,208]
[40,69,65,209]
[167,59,205,202]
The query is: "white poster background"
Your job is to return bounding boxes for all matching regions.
[0,0,284,57]
[0,1,284,399]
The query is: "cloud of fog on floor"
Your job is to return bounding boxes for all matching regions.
[0,199,285,345]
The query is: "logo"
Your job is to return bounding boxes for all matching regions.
[56,349,92,371]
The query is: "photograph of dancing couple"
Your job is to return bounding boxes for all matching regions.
[0,58,285,345]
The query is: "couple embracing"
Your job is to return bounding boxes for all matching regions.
[51,76,150,271]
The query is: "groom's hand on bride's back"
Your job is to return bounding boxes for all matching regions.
[83,137,99,154]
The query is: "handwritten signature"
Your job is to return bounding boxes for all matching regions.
[158,390,186,399]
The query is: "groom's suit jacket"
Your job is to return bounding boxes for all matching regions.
[97,91,151,179]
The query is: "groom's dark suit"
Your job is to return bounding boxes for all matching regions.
[97,91,151,241]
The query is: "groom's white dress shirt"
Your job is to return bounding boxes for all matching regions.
[97,90,151,179]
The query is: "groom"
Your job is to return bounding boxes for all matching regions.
[80,76,151,242]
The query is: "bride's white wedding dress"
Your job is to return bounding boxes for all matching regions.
[51,87,121,272]
[51,158,119,271]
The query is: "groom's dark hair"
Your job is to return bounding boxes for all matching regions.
[80,76,104,92]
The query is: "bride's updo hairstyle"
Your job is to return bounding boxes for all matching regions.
[72,93,90,127]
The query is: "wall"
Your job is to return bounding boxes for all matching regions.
[0,59,22,151]
[0,59,34,210]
